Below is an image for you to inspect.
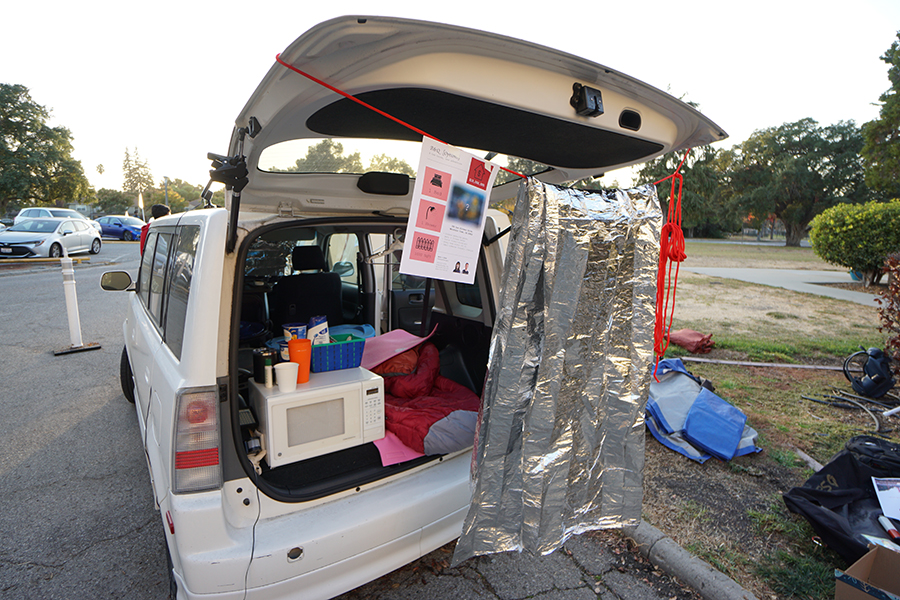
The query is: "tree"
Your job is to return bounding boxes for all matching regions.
[122,147,154,197]
[861,31,900,198]
[368,153,415,176]
[0,83,91,216]
[638,145,739,238]
[96,188,134,215]
[723,118,870,246]
[277,140,363,173]
[143,186,187,213]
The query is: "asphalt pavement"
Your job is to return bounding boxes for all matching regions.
[0,244,769,600]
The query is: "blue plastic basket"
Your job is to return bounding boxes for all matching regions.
[310,334,365,373]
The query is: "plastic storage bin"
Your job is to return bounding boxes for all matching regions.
[311,334,365,373]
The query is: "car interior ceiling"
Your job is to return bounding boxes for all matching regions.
[232,218,492,500]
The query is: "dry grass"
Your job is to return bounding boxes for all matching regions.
[642,240,895,599]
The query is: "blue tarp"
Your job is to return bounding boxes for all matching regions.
[646,359,761,463]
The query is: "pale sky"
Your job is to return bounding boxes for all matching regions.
[4,0,899,193]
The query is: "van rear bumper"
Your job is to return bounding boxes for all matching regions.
[171,451,472,599]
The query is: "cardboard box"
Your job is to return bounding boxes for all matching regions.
[835,546,900,600]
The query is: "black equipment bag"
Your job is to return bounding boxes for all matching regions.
[783,436,900,564]
[844,347,896,398]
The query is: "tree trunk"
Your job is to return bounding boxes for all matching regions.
[784,222,805,247]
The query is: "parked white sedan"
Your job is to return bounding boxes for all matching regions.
[0,218,102,258]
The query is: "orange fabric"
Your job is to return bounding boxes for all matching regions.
[372,347,420,376]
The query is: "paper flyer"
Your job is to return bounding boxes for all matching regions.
[399,139,499,284]
[873,477,900,520]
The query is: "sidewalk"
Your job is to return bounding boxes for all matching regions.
[682,267,881,307]
[338,522,758,600]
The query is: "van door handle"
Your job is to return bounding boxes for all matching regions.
[409,293,424,304]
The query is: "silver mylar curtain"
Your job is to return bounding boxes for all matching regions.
[453,178,662,563]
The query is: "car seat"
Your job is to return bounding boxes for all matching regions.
[269,246,344,332]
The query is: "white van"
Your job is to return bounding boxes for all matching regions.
[103,15,725,600]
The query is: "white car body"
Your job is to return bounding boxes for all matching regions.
[14,207,102,231]
[106,15,725,600]
[0,218,102,258]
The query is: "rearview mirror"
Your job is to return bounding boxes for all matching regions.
[101,271,135,292]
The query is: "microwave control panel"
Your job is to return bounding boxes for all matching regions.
[362,377,385,442]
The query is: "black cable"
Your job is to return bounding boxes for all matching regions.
[242,464,263,600]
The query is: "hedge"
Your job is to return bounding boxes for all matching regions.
[809,200,900,284]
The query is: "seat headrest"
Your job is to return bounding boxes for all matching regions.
[292,245,327,272]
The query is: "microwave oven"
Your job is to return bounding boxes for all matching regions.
[248,367,385,469]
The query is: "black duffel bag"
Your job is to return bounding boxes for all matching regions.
[783,435,900,564]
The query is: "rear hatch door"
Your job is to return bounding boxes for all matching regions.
[226,15,727,220]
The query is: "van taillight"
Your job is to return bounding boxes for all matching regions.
[173,388,222,493]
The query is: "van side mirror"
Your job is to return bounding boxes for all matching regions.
[101,271,136,292]
[332,261,355,277]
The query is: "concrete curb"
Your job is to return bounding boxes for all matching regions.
[623,520,760,600]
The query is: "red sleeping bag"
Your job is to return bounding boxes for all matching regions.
[379,343,481,454]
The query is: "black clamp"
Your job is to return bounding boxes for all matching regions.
[207,153,249,194]
[570,82,604,118]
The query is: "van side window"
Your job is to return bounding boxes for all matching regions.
[455,280,482,309]
[137,231,157,305]
[164,226,200,359]
[148,233,173,327]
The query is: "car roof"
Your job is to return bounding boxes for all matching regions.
[229,16,726,218]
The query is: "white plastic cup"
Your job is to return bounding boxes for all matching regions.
[274,362,299,393]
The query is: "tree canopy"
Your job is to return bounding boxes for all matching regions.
[96,188,134,216]
[721,118,869,246]
[638,145,740,238]
[861,31,900,198]
[275,139,414,176]
[0,83,91,216]
[122,147,154,195]
[277,140,364,173]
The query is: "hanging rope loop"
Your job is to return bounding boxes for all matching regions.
[653,150,690,379]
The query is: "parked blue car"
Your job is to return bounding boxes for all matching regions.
[96,215,145,241]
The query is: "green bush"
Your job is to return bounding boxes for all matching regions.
[809,200,900,285]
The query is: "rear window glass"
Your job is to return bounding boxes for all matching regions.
[137,232,157,304]
[148,233,173,326]
[258,138,549,186]
[164,226,200,359]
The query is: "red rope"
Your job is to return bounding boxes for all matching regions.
[274,53,525,179]
[653,149,690,380]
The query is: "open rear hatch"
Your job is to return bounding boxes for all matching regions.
[224,16,728,502]
[225,15,727,221]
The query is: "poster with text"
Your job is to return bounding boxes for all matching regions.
[399,140,499,285]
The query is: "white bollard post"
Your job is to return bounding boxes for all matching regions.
[60,248,84,348]
[54,247,101,356]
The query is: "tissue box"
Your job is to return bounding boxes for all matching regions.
[835,546,900,600]
[310,334,364,373]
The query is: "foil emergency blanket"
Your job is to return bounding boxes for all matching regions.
[453,178,662,563]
